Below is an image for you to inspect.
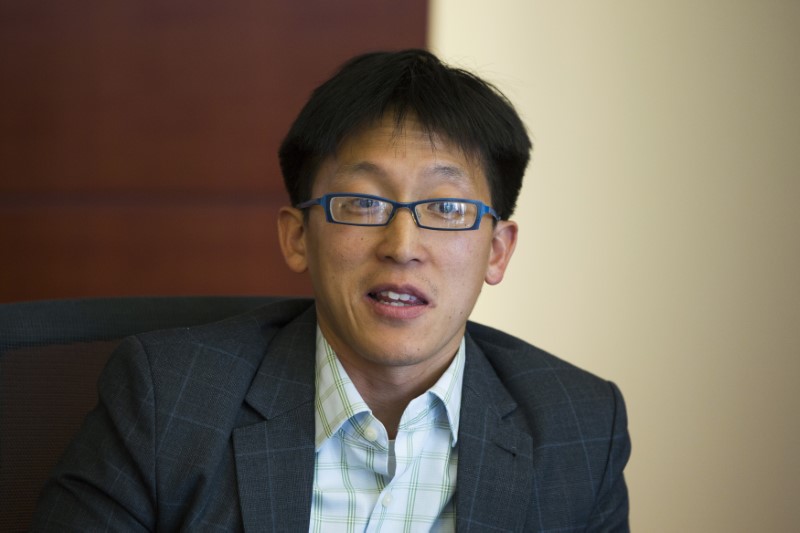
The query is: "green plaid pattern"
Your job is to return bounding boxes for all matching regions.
[310,328,464,532]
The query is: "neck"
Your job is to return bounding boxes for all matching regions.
[342,359,451,439]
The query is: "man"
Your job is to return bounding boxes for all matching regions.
[32,50,630,531]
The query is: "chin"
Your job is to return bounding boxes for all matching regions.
[359,343,429,367]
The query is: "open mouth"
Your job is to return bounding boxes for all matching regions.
[368,289,427,307]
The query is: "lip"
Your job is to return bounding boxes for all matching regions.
[365,283,430,320]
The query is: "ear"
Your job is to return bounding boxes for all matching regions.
[277,206,309,273]
[485,220,518,285]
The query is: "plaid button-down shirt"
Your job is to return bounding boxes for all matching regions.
[310,328,465,533]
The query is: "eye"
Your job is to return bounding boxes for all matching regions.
[356,198,379,209]
[339,196,386,215]
[427,201,467,218]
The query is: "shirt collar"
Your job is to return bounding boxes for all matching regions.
[425,337,465,446]
[313,327,466,450]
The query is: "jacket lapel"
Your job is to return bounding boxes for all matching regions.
[230,306,536,531]
[233,306,318,532]
[456,333,534,532]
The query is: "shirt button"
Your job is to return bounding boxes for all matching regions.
[382,493,393,507]
[363,426,378,441]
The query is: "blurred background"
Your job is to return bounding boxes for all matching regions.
[2,1,798,531]
[0,0,427,300]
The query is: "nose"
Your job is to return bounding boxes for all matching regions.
[375,207,425,264]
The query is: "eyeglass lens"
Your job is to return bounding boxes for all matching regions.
[329,196,477,229]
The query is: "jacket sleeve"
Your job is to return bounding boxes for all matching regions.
[30,336,158,532]
[586,381,632,532]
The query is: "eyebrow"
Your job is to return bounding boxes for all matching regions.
[334,162,469,183]
[426,164,467,181]
[336,161,385,178]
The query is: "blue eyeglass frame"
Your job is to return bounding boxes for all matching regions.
[296,193,500,231]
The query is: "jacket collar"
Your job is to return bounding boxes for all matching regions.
[455,332,534,532]
[234,304,317,532]
[232,306,534,532]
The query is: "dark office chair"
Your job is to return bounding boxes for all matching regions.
[0,296,278,532]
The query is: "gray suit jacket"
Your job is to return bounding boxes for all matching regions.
[32,298,630,532]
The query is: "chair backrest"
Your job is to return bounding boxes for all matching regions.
[0,296,277,532]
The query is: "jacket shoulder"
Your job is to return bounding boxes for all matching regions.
[134,297,315,366]
[465,320,621,408]
[112,297,316,426]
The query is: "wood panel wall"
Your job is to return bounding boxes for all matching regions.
[0,1,428,303]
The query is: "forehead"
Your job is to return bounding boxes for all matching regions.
[312,116,489,195]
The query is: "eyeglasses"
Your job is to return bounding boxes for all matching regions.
[296,193,500,231]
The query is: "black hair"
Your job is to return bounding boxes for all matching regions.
[278,49,532,220]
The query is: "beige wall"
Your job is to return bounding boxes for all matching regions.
[429,1,800,531]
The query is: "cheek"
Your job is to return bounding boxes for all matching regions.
[439,238,490,286]
[312,232,367,280]
[447,232,491,265]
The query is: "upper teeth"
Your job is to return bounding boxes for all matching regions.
[381,290,416,302]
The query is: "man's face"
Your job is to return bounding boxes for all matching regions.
[279,116,517,378]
